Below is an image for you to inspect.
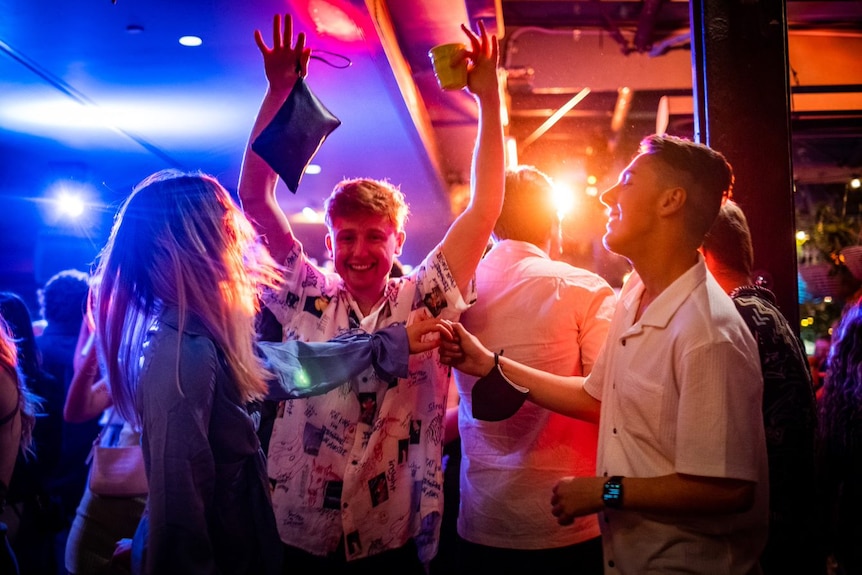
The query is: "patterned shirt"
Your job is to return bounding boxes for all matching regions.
[263,240,474,564]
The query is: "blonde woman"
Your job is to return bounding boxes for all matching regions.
[93,170,447,574]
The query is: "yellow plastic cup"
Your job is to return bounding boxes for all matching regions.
[428,43,468,90]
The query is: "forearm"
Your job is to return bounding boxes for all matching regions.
[64,349,110,423]
[608,473,757,516]
[470,91,504,223]
[439,90,504,292]
[238,86,297,258]
[496,355,600,423]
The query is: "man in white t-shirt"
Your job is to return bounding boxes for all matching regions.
[450,165,615,574]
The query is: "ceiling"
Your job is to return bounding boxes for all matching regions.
[1,0,861,308]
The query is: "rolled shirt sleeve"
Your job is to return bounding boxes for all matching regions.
[259,324,410,400]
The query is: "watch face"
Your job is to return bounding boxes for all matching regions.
[603,476,623,508]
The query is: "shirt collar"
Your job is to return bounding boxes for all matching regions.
[488,239,549,260]
[621,254,709,329]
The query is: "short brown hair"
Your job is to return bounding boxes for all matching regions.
[701,200,754,277]
[324,178,409,231]
[494,166,557,245]
[639,134,734,241]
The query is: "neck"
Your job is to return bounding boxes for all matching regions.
[351,287,385,317]
[712,270,752,295]
[632,249,700,309]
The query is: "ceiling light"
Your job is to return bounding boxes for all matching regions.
[179,36,202,47]
[851,177,861,190]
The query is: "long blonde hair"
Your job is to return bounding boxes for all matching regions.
[93,170,281,427]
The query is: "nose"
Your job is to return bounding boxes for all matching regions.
[600,183,618,209]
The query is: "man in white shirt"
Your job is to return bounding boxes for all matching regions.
[450,165,615,574]
[442,135,769,575]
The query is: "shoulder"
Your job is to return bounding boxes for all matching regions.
[140,323,218,399]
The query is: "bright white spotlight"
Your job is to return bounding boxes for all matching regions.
[305,164,322,175]
[56,191,85,218]
[552,182,575,218]
[851,177,861,190]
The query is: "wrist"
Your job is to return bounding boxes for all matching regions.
[483,350,497,375]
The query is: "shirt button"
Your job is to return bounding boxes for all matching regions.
[608,560,615,568]
[343,502,349,509]
[362,377,368,382]
[613,428,617,434]
[352,460,358,465]
[621,339,626,346]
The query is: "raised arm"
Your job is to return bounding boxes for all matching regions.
[439,22,505,295]
[64,340,112,423]
[238,13,311,263]
[441,323,601,422]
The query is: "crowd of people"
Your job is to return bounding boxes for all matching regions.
[0,11,860,575]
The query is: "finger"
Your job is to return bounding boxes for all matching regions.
[460,23,481,55]
[273,14,283,49]
[254,29,269,53]
[490,35,499,65]
[286,14,295,49]
[477,20,488,54]
[413,339,441,353]
[558,514,575,526]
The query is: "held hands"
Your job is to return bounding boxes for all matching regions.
[255,14,312,97]
[459,21,499,100]
[437,322,495,377]
[406,317,456,354]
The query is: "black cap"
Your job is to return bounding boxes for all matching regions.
[252,77,341,193]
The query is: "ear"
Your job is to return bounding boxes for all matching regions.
[659,186,686,216]
[325,233,334,258]
[393,230,406,256]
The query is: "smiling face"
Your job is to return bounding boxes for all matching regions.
[599,153,666,260]
[325,212,406,307]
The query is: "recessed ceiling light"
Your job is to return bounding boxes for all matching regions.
[179,36,202,47]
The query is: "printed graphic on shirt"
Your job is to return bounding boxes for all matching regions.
[359,392,378,426]
[283,291,300,310]
[422,285,447,316]
[398,438,409,464]
[303,295,331,318]
[303,422,325,455]
[323,480,342,510]
[346,530,362,557]
[369,472,389,507]
[409,419,422,444]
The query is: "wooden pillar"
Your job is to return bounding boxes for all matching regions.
[690,0,799,328]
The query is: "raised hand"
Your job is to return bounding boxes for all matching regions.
[460,20,499,100]
[254,13,312,96]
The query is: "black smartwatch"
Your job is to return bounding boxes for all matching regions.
[603,475,624,509]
